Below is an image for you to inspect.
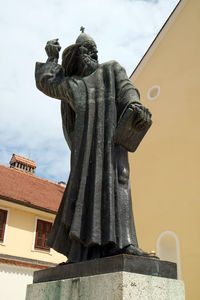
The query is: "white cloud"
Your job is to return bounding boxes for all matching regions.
[0,0,179,182]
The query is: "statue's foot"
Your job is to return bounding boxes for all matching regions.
[103,245,121,257]
[103,244,151,258]
[121,245,149,256]
[121,245,159,259]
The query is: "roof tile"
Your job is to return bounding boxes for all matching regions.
[0,165,64,212]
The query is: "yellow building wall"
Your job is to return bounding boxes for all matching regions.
[130,0,200,299]
[0,199,66,264]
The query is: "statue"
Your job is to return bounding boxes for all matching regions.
[35,28,152,263]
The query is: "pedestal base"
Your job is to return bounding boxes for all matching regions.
[26,271,185,300]
[33,254,177,283]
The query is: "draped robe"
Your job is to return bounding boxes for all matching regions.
[35,59,141,262]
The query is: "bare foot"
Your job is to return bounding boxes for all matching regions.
[121,245,149,256]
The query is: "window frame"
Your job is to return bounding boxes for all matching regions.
[0,207,9,245]
[33,217,52,252]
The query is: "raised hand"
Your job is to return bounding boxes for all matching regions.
[45,39,61,59]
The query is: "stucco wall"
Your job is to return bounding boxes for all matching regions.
[0,199,66,264]
[0,264,35,300]
[130,0,200,299]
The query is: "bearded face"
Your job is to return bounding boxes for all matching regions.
[77,40,99,76]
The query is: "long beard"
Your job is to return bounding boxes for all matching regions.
[79,54,98,76]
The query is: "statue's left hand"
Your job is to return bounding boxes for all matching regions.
[131,103,152,130]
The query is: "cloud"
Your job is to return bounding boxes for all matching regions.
[0,0,179,182]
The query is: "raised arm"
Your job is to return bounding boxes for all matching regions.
[35,39,72,105]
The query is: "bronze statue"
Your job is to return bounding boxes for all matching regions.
[35,28,152,263]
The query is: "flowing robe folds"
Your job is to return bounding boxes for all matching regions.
[35,60,141,262]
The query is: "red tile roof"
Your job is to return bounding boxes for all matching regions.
[0,165,65,213]
[9,154,36,168]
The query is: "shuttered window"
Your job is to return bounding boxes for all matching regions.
[0,209,8,242]
[34,219,52,251]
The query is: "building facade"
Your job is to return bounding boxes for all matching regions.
[129,0,200,299]
[0,154,65,300]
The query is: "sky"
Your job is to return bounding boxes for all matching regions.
[0,0,179,183]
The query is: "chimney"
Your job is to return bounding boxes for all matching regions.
[58,181,66,187]
[9,154,36,175]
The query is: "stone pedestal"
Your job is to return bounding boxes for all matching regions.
[26,255,185,300]
[26,271,184,300]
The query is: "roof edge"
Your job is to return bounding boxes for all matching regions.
[130,0,187,81]
[0,195,57,215]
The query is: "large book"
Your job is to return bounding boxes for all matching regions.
[113,105,152,152]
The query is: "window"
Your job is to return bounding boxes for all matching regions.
[34,219,52,251]
[156,231,182,279]
[147,85,160,100]
[0,209,8,243]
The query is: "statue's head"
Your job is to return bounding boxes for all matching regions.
[62,29,98,77]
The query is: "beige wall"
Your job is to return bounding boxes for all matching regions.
[0,199,66,264]
[130,0,200,299]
